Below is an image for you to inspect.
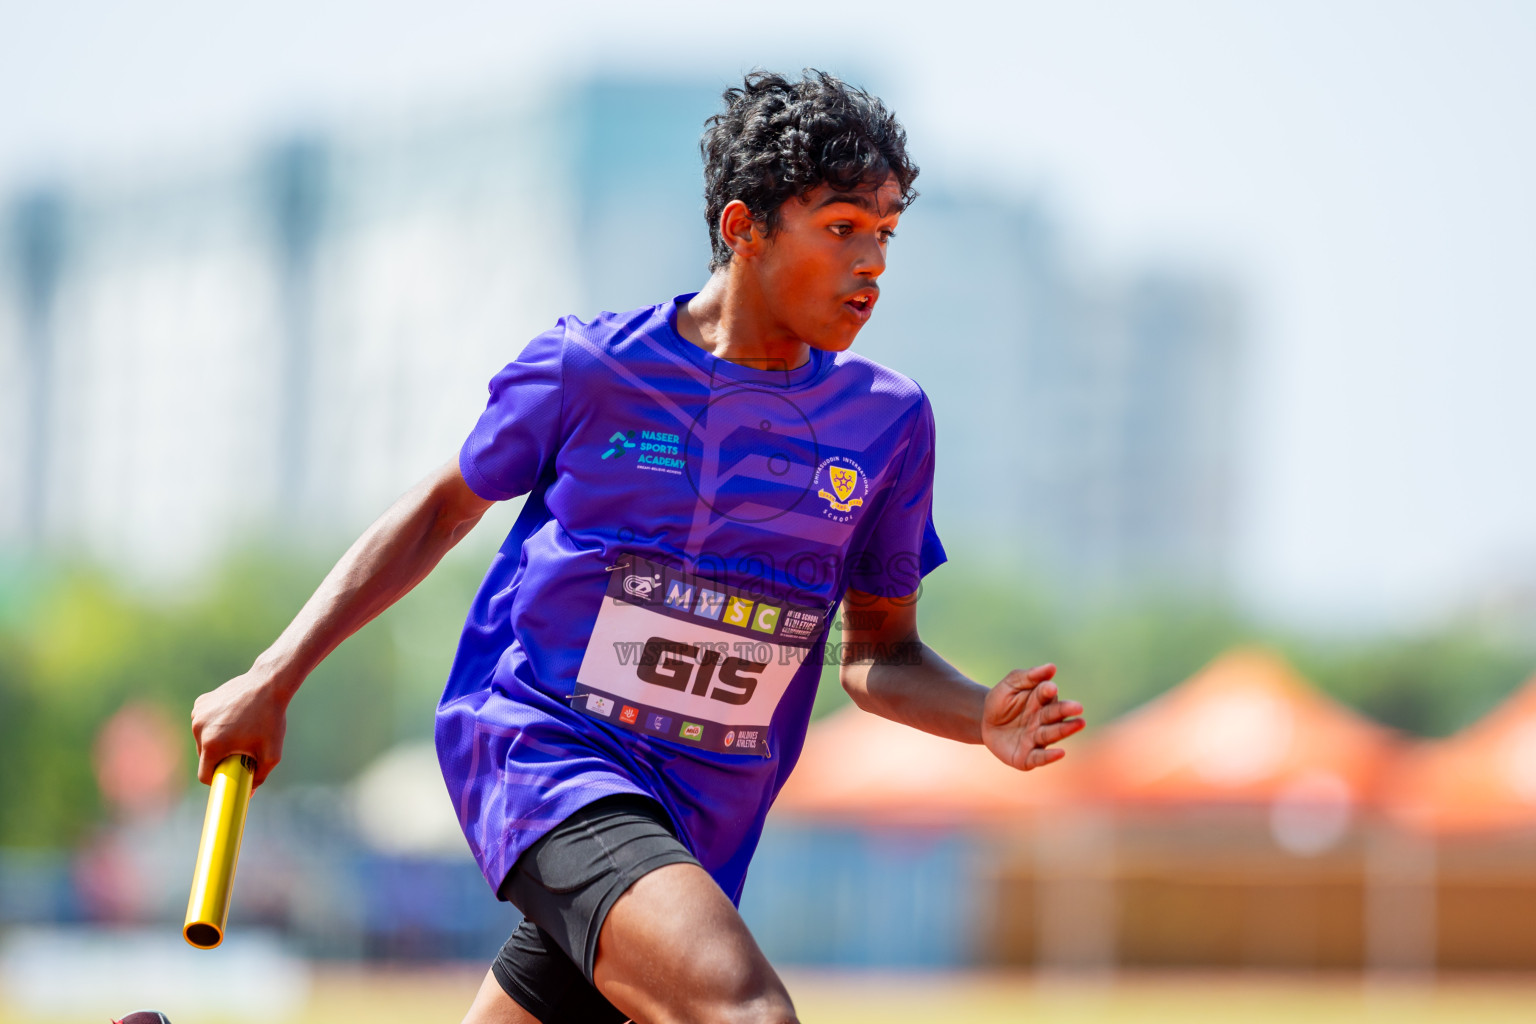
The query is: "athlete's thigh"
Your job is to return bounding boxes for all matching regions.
[593,862,796,1024]
[461,968,543,1024]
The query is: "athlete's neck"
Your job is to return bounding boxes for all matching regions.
[674,273,811,372]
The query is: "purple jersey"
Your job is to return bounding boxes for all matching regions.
[436,294,945,902]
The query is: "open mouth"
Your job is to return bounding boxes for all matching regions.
[844,291,877,317]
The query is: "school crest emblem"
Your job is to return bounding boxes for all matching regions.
[814,456,869,521]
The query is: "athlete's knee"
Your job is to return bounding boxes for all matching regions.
[694,991,797,1024]
[720,975,796,1024]
[739,995,798,1024]
[703,967,798,1023]
[676,942,795,1024]
[723,1002,797,1024]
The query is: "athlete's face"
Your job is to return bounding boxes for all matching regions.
[754,175,903,352]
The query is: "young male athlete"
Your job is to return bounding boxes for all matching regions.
[192,70,1085,1024]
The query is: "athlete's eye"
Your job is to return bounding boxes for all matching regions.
[829,223,853,237]
[879,229,896,243]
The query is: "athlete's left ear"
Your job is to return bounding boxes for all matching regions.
[718,200,765,260]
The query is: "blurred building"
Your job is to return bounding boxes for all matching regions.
[870,194,1241,593]
[0,95,582,573]
[0,76,1241,592]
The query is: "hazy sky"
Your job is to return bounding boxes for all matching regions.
[4,0,1534,628]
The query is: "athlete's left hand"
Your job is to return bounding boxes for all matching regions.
[981,664,1085,771]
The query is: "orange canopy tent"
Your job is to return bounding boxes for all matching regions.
[1082,649,1401,809]
[773,650,1402,827]
[1384,673,1536,835]
[773,701,1082,827]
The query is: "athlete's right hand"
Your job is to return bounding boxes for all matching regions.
[191,671,289,790]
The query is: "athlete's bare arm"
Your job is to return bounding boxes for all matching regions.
[191,459,495,788]
[838,589,1084,770]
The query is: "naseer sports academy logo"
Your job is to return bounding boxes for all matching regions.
[814,456,868,522]
[597,384,877,524]
[602,427,685,475]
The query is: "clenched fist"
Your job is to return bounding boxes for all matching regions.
[190,671,289,789]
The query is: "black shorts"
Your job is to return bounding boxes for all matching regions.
[491,794,700,1024]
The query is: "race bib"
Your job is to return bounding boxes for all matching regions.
[573,553,831,757]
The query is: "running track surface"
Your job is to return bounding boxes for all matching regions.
[8,966,1536,1022]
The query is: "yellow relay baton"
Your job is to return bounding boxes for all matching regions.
[183,753,256,949]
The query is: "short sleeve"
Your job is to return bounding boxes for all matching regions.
[459,327,565,501]
[847,393,948,597]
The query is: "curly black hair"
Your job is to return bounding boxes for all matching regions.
[701,69,919,272]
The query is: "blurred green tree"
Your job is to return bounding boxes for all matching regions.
[0,551,399,846]
[0,546,1531,848]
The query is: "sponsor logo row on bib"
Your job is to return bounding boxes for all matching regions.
[583,691,761,751]
[632,576,820,642]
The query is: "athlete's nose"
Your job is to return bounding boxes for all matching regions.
[852,233,887,279]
